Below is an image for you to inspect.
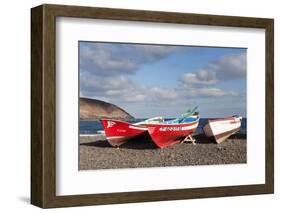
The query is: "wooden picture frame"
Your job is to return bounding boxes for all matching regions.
[31,4,274,208]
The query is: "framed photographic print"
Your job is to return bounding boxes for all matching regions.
[31,4,274,208]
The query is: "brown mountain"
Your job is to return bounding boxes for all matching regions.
[80,98,134,120]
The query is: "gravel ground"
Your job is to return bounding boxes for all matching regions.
[79,134,246,170]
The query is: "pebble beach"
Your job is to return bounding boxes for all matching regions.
[79,134,246,170]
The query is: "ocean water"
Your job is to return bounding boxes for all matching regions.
[80,118,247,135]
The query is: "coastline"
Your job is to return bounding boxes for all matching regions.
[79,133,246,170]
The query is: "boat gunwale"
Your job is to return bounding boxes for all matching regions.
[146,118,200,127]
[101,118,200,127]
[100,119,144,127]
[208,116,240,123]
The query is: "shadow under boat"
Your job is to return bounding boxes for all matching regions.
[193,133,247,144]
[80,133,247,149]
[81,133,158,150]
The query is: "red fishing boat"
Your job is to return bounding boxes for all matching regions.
[100,117,163,147]
[147,115,200,148]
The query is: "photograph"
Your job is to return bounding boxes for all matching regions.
[78,41,247,170]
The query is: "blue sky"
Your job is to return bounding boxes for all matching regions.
[79,42,246,118]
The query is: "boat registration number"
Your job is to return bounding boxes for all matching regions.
[159,127,182,131]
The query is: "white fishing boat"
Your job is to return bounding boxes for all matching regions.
[203,115,242,144]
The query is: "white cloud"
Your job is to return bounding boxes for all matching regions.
[80,43,182,77]
[179,53,246,85]
[134,45,180,61]
[212,53,246,80]
[149,87,179,100]
[123,94,146,102]
[81,73,238,107]
[80,74,136,97]
[80,44,139,76]
[181,71,218,85]
[186,87,238,97]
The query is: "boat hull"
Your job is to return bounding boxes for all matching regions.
[100,119,148,147]
[147,121,199,148]
[203,116,242,144]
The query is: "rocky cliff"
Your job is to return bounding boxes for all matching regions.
[80,98,134,120]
